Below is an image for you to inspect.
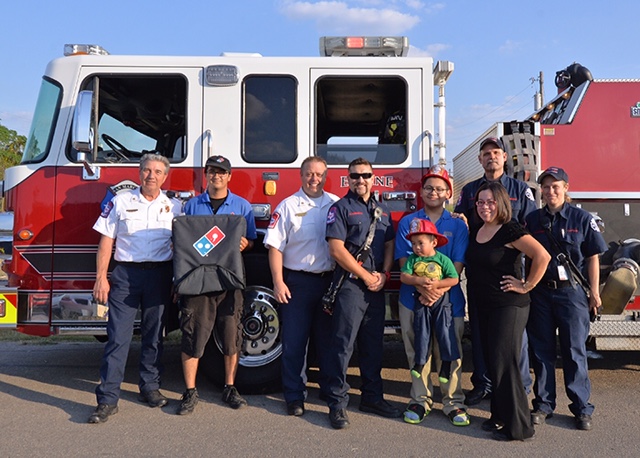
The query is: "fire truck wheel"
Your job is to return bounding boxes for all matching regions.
[200,286,283,394]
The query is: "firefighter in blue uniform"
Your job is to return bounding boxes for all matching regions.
[323,157,399,429]
[454,137,537,405]
[525,167,607,431]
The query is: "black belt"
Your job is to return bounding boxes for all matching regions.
[284,268,332,278]
[117,261,172,270]
[543,279,573,289]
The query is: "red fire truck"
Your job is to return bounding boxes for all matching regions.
[0,37,453,390]
[453,63,640,351]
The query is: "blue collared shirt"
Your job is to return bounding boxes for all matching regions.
[183,190,257,240]
[326,190,394,272]
[525,203,607,282]
[395,209,469,316]
[454,173,537,226]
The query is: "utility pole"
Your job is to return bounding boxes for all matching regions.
[533,71,544,111]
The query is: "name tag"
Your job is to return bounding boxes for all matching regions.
[557,265,569,281]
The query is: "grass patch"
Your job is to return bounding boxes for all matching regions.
[0,328,183,345]
[0,329,95,344]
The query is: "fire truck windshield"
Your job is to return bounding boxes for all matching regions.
[21,78,62,163]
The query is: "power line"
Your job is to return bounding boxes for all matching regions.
[451,98,535,143]
[455,82,536,129]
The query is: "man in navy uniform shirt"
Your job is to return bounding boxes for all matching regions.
[323,157,400,429]
[454,137,536,406]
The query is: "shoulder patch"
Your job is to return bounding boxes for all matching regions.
[268,212,281,229]
[525,188,535,201]
[100,200,114,218]
[590,217,600,232]
[327,207,337,225]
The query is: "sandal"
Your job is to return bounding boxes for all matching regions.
[403,404,429,424]
[447,408,470,426]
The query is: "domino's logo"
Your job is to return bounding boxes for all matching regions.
[193,226,226,257]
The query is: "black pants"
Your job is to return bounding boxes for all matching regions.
[478,303,534,440]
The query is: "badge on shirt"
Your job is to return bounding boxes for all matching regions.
[327,207,337,225]
[525,188,535,201]
[100,200,114,218]
[268,212,281,229]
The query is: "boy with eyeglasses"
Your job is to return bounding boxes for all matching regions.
[395,165,470,426]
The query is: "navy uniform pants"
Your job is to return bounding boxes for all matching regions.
[280,269,332,404]
[528,284,593,417]
[468,297,532,393]
[96,262,173,405]
[324,277,385,410]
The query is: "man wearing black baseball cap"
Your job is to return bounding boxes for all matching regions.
[454,137,537,406]
[177,154,257,415]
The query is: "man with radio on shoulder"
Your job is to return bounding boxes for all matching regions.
[322,157,400,430]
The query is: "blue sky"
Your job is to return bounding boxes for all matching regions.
[2,0,640,160]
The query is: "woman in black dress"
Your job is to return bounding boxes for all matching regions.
[465,182,550,441]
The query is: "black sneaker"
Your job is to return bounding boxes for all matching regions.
[88,403,118,424]
[465,387,491,406]
[178,388,199,415]
[138,389,168,408]
[359,399,402,418]
[481,419,504,432]
[222,385,247,409]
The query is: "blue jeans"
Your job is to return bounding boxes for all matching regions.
[413,292,459,366]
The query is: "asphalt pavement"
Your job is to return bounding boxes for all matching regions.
[0,338,639,457]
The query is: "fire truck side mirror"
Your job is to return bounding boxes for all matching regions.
[72,90,95,157]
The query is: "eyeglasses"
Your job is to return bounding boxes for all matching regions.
[207,169,229,176]
[349,172,373,180]
[476,199,497,208]
[422,186,447,194]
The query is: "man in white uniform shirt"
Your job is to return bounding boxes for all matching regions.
[264,156,339,416]
[88,154,182,424]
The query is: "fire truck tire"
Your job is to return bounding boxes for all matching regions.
[200,285,283,394]
[200,338,282,394]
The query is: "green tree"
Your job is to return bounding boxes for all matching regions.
[0,122,25,179]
